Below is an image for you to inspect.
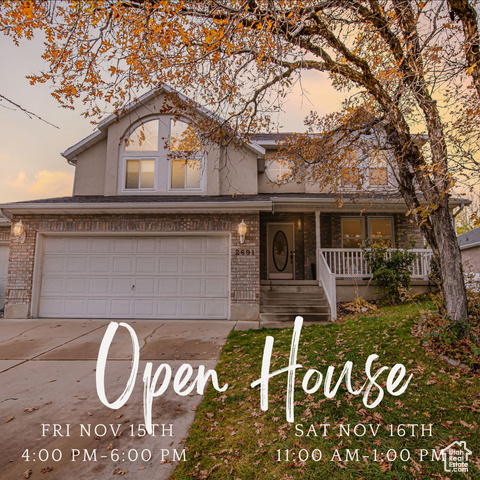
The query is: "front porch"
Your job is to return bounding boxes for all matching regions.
[260,210,433,322]
[317,248,434,320]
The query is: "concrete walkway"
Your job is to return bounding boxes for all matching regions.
[0,319,246,480]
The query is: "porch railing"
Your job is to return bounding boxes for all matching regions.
[316,248,433,322]
[320,248,433,279]
[318,252,337,321]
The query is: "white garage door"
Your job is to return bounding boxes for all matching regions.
[38,236,229,319]
[0,244,9,310]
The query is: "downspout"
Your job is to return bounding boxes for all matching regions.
[452,201,466,234]
[453,202,465,218]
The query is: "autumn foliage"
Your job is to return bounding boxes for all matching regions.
[2,0,480,321]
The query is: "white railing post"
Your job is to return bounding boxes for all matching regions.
[317,250,337,321]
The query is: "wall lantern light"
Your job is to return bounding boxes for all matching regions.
[297,218,302,230]
[238,219,247,244]
[13,220,26,243]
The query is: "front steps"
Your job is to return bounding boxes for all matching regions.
[260,280,331,323]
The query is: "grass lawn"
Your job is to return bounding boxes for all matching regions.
[173,301,480,479]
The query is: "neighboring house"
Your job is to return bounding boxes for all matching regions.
[458,226,480,275]
[0,86,454,322]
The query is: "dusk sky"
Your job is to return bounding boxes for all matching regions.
[0,34,345,204]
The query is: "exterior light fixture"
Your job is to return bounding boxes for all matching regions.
[297,218,302,230]
[13,220,26,243]
[238,219,247,244]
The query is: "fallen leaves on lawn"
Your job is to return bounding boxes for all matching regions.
[24,407,39,413]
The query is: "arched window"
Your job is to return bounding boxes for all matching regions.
[123,120,158,191]
[169,119,203,190]
[120,117,204,193]
[125,120,159,152]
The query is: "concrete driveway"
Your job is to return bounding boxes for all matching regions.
[0,318,242,480]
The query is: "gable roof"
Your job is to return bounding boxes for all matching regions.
[62,85,264,164]
[458,226,480,250]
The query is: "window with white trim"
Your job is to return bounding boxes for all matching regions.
[169,119,203,190]
[341,152,361,188]
[125,158,155,189]
[120,116,204,193]
[265,158,293,183]
[369,151,389,187]
[125,120,159,152]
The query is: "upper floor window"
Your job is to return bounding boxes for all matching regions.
[341,167,360,188]
[125,159,155,189]
[169,119,202,190]
[120,117,204,193]
[341,152,361,188]
[125,120,159,152]
[369,151,389,187]
[265,158,293,183]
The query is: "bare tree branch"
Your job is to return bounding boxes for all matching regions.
[0,94,59,129]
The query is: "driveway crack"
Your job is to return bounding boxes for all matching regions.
[141,323,165,351]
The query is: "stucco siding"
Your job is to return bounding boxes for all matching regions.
[73,138,107,195]
[461,246,480,274]
[220,144,258,195]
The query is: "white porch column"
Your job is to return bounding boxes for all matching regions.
[315,211,321,282]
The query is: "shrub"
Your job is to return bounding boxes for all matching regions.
[363,239,417,304]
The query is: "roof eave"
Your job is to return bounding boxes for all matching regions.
[61,130,104,164]
[459,240,480,250]
[0,201,273,215]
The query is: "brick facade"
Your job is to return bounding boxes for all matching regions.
[5,213,259,319]
[0,226,11,242]
[4,209,427,319]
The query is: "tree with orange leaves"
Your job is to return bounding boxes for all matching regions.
[2,0,479,321]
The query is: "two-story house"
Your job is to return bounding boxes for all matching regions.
[0,86,444,322]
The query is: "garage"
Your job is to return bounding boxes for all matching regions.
[36,235,229,319]
[0,244,9,311]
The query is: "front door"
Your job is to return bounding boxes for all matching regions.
[267,223,295,280]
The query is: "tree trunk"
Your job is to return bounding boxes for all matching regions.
[428,203,469,321]
[384,121,469,322]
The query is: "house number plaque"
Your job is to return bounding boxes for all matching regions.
[235,249,255,255]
